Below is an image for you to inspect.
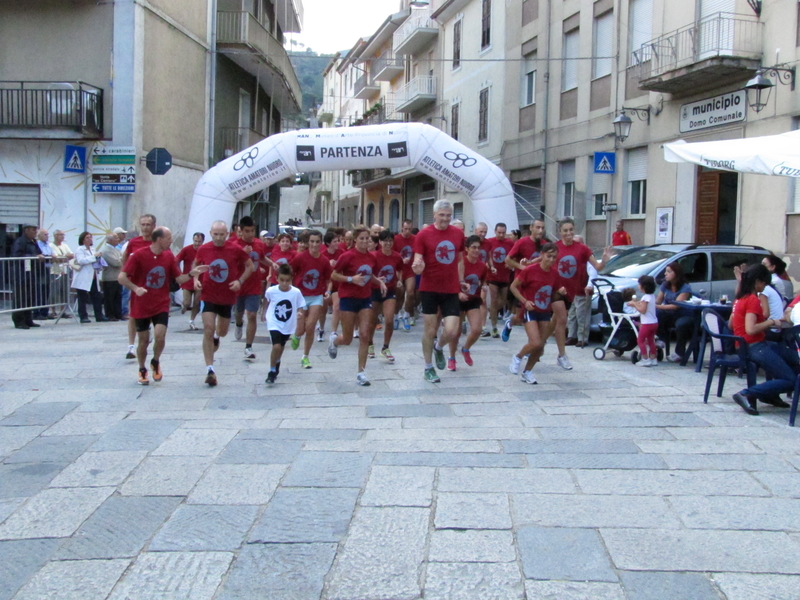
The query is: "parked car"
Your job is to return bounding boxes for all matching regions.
[589,243,771,331]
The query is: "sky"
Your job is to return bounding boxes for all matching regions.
[286,0,404,55]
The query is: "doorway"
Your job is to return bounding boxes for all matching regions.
[695,167,738,245]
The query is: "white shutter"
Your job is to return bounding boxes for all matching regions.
[793,179,800,213]
[628,148,648,181]
[0,184,40,224]
[560,161,576,183]
[562,30,579,91]
[593,12,613,79]
[593,171,610,194]
[421,198,434,226]
[700,0,734,18]
[629,0,653,63]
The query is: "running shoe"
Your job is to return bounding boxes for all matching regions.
[409,316,416,326]
[509,354,522,374]
[461,347,473,366]
[501,318,512,342]
[291,335,300,351]
[424,367,440,383]
[357,372,371,386]
[316,329,325,342]
[188,320,198,330]
[491,328,500,339]
[433,344,446,370]
[655,338,666,349]
[447,357,457,372]
[328,332,338,359]
[138,367,149,386]
[402,316,411,331]
[150,359,162,382]
[354,329,360,338]
[520,370,537,384]
[480,329,491,338]
[244,347,256,359]
[394,316,400,330]
[557,355,573,370]
[126,345,135,360]
[234,324,243,340]
[368,344,376,359]
[301,356,312,369]
[381,347,395,363]
[667,352,682,363]
[265,371,277,384]
[205,369,217,386]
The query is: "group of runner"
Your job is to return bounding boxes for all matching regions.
[115,201,611,387]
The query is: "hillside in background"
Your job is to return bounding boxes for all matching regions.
[288,46,336,118]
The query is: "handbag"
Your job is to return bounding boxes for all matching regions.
[69,258,82,272]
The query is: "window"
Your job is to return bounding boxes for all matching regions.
[593,193,607,217]
[521,54,536,107]
[559,161,576,217]
[421,198,434,226]
[453,202,464,220]
[593,11,613,79]
[591,166,611,219]
[712,252,762,282]
[478,88,489,142]
[453,20,462,69]
[451,103,460,140]
[676,252,708,285]
[367,203,375,225]
[627,147,648,216]
[629,0,653,65]
[379,196,385,227]
[481,0,491,50]
[630,181,647,215]
[562,29,579,91]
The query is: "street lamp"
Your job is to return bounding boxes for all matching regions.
[745,66,796,113]
[613,107,650,143]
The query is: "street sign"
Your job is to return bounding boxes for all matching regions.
[92,146,136,193]
[92,184,136,193]
[93,146,136,155]
[92,174,136,184]
[602,203,619,212]
[64,145,86,173]
[594,152,616,174]
[91,165,137,175]
[93,154,135,165]
[146,147,172,175]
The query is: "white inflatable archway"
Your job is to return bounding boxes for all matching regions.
[184,123,518,246]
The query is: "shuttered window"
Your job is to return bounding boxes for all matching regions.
[421,198,434,226]
[700,0,734,18]
[451,103,460,140]
[453,20,462,69]
[453,202,464,220]
[521,54,536,107]
[562,30,579,91]
[514,179,542,226]
[481,0,492,50]
[629,0,653,65]
[628,147,648,216]
[560,161,576,217]
[478,88,489,142]
[591,171,611,218]
[593,11,613,79]
[0,184,40,224]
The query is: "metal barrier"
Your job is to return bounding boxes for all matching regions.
[0,256,78,323]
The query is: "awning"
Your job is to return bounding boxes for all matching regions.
[663,130,800,177]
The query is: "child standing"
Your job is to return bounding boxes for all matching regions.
[264,264,305,384]
[628,275,658,366]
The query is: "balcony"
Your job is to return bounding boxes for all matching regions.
[217,11,303,113]
[393,9,438,56]
[372,51,404,81]
[351,102,404,127]
[395,77,436,113]
[350,168,393,187]
[217,127,265,164]
[353,73,381,100]
[0,81,103,139]
[634,13,762,96]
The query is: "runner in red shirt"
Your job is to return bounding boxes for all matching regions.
[448,235,488,370]
[394,219,417,331]
[121,214,157,360]
[119,227,208,385]
[317,229,345,342]
[369,230,404,363]
[473,222,493,338]
[328,228,387,386]
[267,233,297,285]
[412,200,469,383]
[231,216,270,360]
[175,232,205,330]
[487,223,514,338]
[192,221,255,386]
[501,219,548,342]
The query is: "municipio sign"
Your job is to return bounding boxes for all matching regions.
[680,91,746,133]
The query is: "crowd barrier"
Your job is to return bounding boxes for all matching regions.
[0,256,78,323]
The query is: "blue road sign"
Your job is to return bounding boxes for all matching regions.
[64,145,87,173]
[92,184,135,194]
[594,152,616,174]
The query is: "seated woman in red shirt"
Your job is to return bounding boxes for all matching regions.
[730,264,798,416]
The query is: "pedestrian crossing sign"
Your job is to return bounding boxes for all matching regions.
[594,152,615,174]
[64,145,87,173]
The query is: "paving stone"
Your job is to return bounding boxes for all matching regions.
[282,451,373,488]
[107,551,232,600]
[402,416,524,429]
[0,538,62,600]
[5,435,97,464]
[566,413,713,427]
[304,439,503,453]
[151,428,237,457]
[751,472,800,497]
[216,439,304,463]
[0,498,24,523]
[49,450,147,487]
[517,526,617,582]
[424,562,524,600]
[149,504,258,551]
[503,439,641,454]
[375,452,525,468]
[324,507,428,600]
[0,462,67,499]
[438,467,576,494]
[365,427,541,441]
[366,404,453,418]
[266,406,366,420]
[636,440,763,454]
[526,453,668,469]
[670,496,800,531]
[574,469,770,496]
[601,528,800,573]
[0,402,78,426]
[235,428,364,440]
[524,580,626,600]
[665,426,800,440]
[712,573,800,600]
[450,402,545,417]
[187,464,285,504]
[120,456,212,496]
[618,571,722,600]
[89,419,182,451]
[435,493,511,529]
[541,404,652,414]
[249,487,358,542]
[360,465,435,507]
[56,495,181,558]
[0,426,45,457]
[513,493,681,529]
[43,411,129,436]
[0,486,114,539]
[429,529,517,562]
[661,454,797,472]
[536,426,675,440]
[216,543,337,600]
[11,558,129,600]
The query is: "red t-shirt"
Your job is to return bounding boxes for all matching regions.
[269,247,297,285]
[290,251,333,296]
[477,239,492,265]
[463,258,487,299]
[516,263,559,313]
[194,241,251,306]
[372,250,404,289]
[394,233,416,280]
[175,244,198,291]
[488,238,514,284]
[335,249,377,299]
[555,240,593,301]
[123,248,181,319]
[123,236,150,261]
[414,225,465,294]
[731,293,766,345]
[612,230,632,246]
[509,237,545,266]
[231,237,268,296]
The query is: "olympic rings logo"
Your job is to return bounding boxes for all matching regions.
[234,147,259,171]
[443,151,477,168]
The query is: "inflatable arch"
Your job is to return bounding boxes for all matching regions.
[184,122,519,246]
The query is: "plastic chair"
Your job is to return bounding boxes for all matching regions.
[701,308,755,403]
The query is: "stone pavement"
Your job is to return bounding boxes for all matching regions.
[1,313,799,600]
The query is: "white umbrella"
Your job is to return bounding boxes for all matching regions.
[663,129,800,177]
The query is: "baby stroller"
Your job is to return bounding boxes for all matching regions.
[592,278,661,363]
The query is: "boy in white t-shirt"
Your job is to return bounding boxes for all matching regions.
[627,275,658,366]
[265,264,305,384]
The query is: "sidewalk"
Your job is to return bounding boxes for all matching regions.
[1,314,799,599]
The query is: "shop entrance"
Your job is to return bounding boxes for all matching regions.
[695,167,738,245]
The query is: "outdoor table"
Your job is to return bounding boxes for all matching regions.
[673,300,733,372]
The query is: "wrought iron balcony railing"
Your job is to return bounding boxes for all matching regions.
[0,81,103,138]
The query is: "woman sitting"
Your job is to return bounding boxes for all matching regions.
[762,254,791,301]
[730,264,798,416]
[655,261,694,362]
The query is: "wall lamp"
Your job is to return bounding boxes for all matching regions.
[613,107,650,143]
[744,66,796,113]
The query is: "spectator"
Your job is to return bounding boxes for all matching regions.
[101,234,124,320]
[612,220,632,246]
[35,229,54,319]
[10,224,42,329]
[762,255,791,300]
[72,231,108,323]
[113,227,130,318]
[655,261,693,362]
[48,229,74,318]
[566,234,592,347]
